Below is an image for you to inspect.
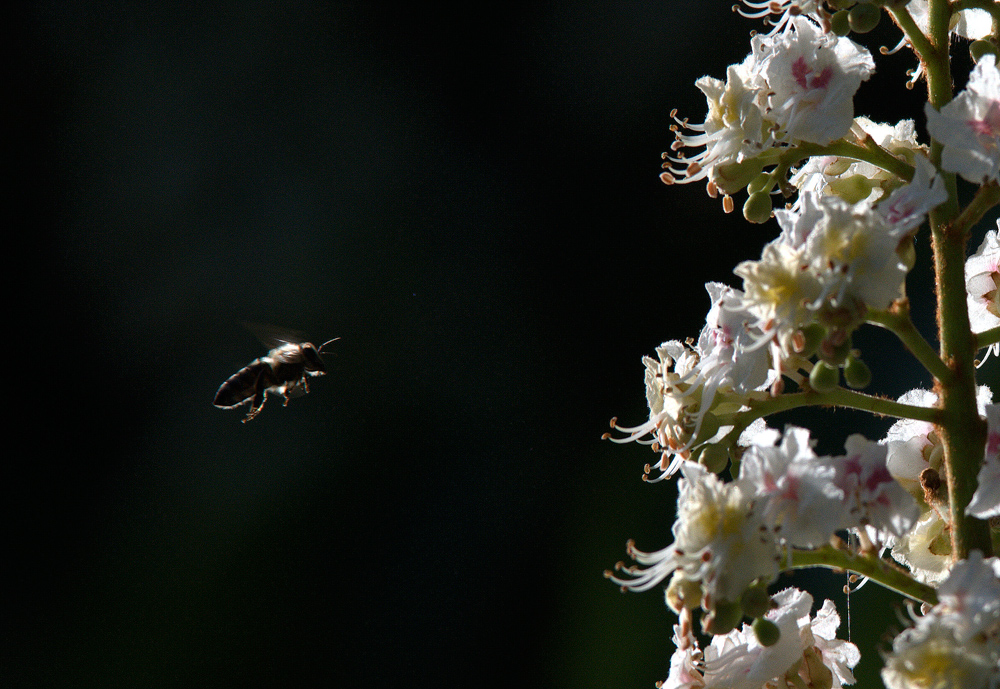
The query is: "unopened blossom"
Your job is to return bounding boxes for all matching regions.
[882,552,1000,689]
[966,226,1000,359]
[696,588,859,689]
[926,54,1000,184]
[753,16,874,145]
[739,426,847,548]
[608,462,780,612]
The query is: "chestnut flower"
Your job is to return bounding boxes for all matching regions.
[882,552,1000,689]
[966,224,1000,364]
[925,55,1000,184]
[752,16,874,145]
[664,588,859,689]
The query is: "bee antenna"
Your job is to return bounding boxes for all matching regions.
[318,337,341,353]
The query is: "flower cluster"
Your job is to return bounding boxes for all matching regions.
[663,15,873,196]
[882,552,1000,689]
[606,2,1000,687]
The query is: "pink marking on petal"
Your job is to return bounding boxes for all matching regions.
[792,56,811,89]
[810,66,834,90]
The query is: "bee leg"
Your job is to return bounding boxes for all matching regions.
[242,373,270,422]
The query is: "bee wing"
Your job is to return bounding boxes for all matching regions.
[241,321,308,349]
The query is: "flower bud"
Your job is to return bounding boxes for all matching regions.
[665,572,703,613]
[970,40,999,64]
[828,173,875,204]
[743,191,773,224]
[695,442,730,474]
[843,355,872,389]
[830,10,851,37]
[703,599,743,636]
[740,582,773,619]
[848,3,880,33]
[809,361,840,393]
[752,617,781,647]
[711,158,766,195]
[794,324,826,357]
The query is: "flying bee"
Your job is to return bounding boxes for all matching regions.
[214,328,340,422]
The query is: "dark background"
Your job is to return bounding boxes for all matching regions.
[16,3,995,687]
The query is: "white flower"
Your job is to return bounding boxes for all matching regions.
[882,552,1000,689]
[753,17,874,144]
[735,191,915,347]
[967,405,1000,519]
[739,426,847,548]
[664,61,769,186]
[966,225,1000,365]
[925,54,1000,184]
[836,434,919,544]
[608,462,780,609]
[876,154,947,233]
[698,589,859,689]
[608,284,773,479]
[891,511,953,585]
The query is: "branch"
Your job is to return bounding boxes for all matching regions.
[790,544,938,606]
[867,302,953,384]
[952,182,1000,236]
[976,325,1000,352]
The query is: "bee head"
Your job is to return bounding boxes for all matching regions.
[302,337,340,373]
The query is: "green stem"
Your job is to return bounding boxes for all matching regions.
[867,302,953,384]
[954,182,1000,236]
[886,3,938,77]
[976,325,1000,352]
[953,0,1000,27]
[924,0,993,560]
[792,140,914,182]
[790,545,938,606]
[719,388,941,433]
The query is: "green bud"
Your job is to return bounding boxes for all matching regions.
[827,0,857,9]
[794,324,826,357]
[740,582,773,619]
[848,3,880,33]
[752,618,781,647]
[703,599,743,636]
[693,412,721,444]
[696,442,730,474]
[970,40,999,64]
[665,572,703,613]
[830,10,851,36]
[743,191,773,224]
[818,332,853,365]
[809,361,840,393]
[843,355,872,389]
[711,158,766,195]
[828,173,875,204]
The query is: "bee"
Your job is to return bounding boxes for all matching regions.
[214,327,340,422]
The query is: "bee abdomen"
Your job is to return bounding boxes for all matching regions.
[213,360,271,408]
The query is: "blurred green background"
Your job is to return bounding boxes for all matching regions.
[16,2,996,687]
